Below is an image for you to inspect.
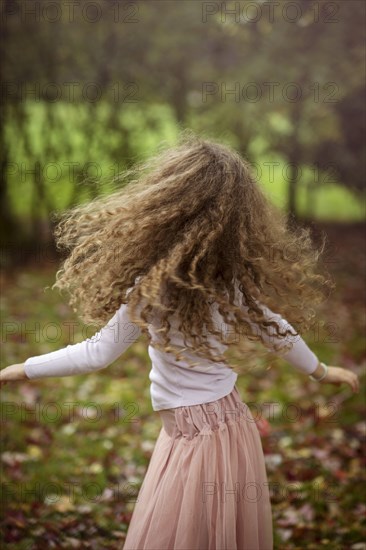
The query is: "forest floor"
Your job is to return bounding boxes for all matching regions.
[1,221,365,549]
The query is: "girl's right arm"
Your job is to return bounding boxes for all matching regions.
[0,301,142,386]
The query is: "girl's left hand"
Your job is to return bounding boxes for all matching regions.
[0,364,28,387]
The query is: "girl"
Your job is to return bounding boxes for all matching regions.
[1,133,360,550]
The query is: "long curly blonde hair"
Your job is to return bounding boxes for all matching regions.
[51,131,334,372]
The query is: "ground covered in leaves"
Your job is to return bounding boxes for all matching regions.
[1,222,365,549]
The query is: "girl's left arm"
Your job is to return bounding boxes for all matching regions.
[0,302,142,385]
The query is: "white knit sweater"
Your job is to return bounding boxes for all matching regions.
[24,278,319,411]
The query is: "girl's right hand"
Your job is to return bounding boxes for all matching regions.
[0,363,28,387]
[318,365,360,394]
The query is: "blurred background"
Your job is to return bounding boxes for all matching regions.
[1,1,365,548]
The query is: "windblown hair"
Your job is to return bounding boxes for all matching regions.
[51,131,334,372]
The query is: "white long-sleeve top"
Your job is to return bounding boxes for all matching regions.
[24,279,320,411]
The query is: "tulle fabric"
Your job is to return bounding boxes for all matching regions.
[123,385,273,550]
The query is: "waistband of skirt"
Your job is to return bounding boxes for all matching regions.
[157,385,254,439]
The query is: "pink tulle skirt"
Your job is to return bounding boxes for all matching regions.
[123,385,273,550]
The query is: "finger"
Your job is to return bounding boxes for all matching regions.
[347,373,358,393]
[346,375,355,393]
[351,374,358,393]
